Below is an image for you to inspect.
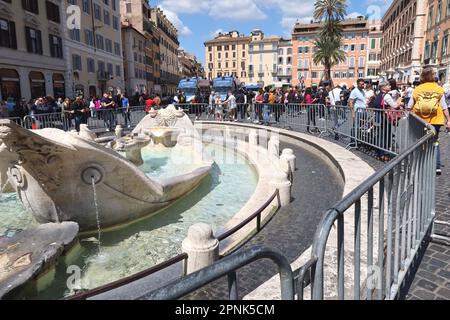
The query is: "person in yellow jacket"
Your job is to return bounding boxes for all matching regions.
[407,67,450,175]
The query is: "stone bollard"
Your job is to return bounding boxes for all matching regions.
[281,149,296,172]
[79,124,97,141]
[182,223,219,275]
[248,130,258,158]
[271,171,292,207]
[268,135,280,163]
[115,125,123,138]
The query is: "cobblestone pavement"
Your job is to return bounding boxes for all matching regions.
[404,132,450,300]
[321,128,450,300]
[184,141,344,300]
[183,124,450,301]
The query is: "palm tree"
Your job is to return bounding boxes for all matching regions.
[313,0,348,83]
[313,37,346,81]
[314,0,347,22]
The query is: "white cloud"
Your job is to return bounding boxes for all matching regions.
[209,0,267,21]
[346,12,365,19]
[210,28,224,38]
[158,6,192,36]
[254,0,316,33]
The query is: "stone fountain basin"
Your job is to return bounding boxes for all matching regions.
[0,120,213,232]
[143,127,184,148]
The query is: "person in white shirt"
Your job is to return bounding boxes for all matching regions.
[224,91,237,121]
[328,84,343,106]
[365,83,375,104]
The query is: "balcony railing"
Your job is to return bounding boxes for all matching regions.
[97,71,111,81]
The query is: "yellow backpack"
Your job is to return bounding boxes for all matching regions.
[414,89,442,118]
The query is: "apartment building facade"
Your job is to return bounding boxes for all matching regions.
[0,0,67,101]
[178,49,205,79]
[120,0,156,96]
[150,8,179,95]
[204,31,250,84]
[275,38,293,87]
[65,0,124,99]
[292,17,370,88]
[380,0,427,84]
[248,29,280,87]
[366,20,383,83]
[423,0,450,82]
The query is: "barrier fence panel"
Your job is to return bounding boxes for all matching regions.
[5,117,23,127]
[23,113,70,130]
[310,114,436,300]
[139,246,295,301]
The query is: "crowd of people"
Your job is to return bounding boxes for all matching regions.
[1,67,448,173]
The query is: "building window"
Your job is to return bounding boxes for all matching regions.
[312,71,317,79]
[96,34,104,50]
[25,27,42,54]
[359,57,365,67]
[69,28,81,42]
[107,63,113,76]
[85,29,94,46]
[113,16,119,30]
[428,6,434,29]
[442,32,449,57]
[114,42,121,56]
[437,0,442,24]
[87,58,95,73]
[116,65,121,77]
[432,36,439,60]
[105,39,112,53]
[371,39,376,49]
[94,3,102,21]
[0,19,17,49]
[358,70,364,78]
[22,0,39,14]
[49,34,63,58]
[103,10,110,26]
[424,41,431,60]
[349,57,355,67]
[72,54,82,71]
[98,61,105,72]
[360,44,365,51]
[82,0,91,14]
[46,1,60,23]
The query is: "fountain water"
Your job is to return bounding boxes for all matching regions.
[0,173,9,196]
[91,177,102,254]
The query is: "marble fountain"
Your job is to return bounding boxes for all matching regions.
[0,105,293,299]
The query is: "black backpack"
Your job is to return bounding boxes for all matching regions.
[373,92,385,109]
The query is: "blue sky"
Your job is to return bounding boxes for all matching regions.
[151,0,393,64]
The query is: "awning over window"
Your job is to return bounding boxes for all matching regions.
[0,68,19,81]
[53,73,64,83]
[29,71,45,82]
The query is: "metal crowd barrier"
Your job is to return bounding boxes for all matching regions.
[309,113,436,300]
[138,246,295,301]
[23,112,70,130]
[135,112,436,301]
[3,117,23,127]
[175,103,409,157]
[86,106,148,131]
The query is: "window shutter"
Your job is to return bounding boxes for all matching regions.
[9,21,16,49]
[36,30,42,54]
[58,36,63,58]
[25,26,32,52]
[49,34,54,56]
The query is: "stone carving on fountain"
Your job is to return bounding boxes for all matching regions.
[0,118,212,232]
